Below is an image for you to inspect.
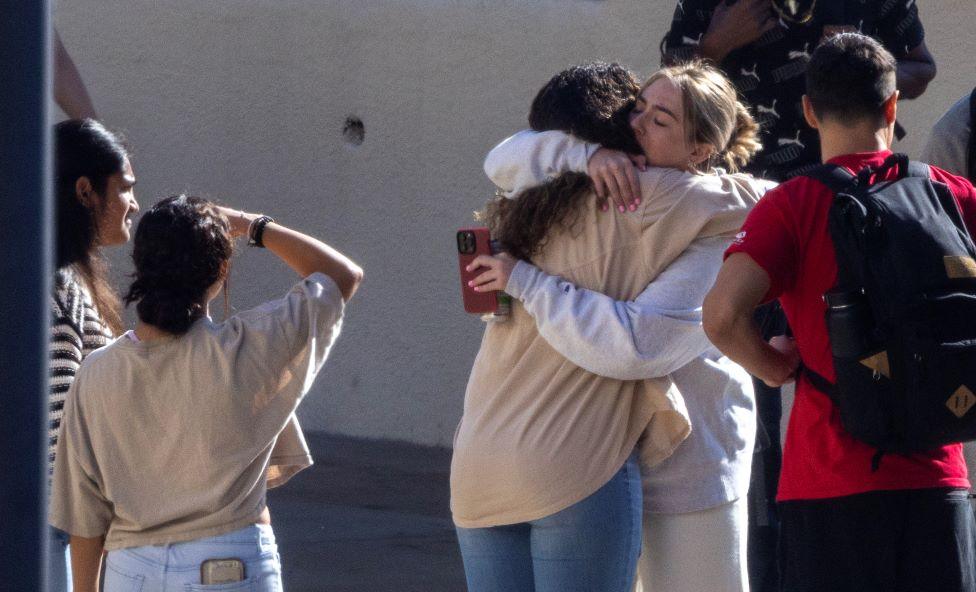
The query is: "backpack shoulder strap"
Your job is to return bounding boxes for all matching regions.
[907,161,931,179]
[880,153,929,180]
[968,87,976,183]
[804,164,857,194]
[799,363,836,399]
[899,154,930,180]
[799,363,887,471]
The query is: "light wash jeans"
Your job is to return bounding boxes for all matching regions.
[48,526,72,592]
[456,453,642,592]
[103,524,282,592]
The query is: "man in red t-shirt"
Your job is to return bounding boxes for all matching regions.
[704,33,976,592]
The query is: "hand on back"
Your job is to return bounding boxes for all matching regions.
[586,148,647,213]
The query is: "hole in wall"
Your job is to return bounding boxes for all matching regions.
[342,116,365,146]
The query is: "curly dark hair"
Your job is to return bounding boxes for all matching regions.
[483,62,641,261]
[124,195,233,335]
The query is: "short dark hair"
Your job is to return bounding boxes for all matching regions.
[805,33,896,126]
[528,62,642,154]
[125,195,233,335]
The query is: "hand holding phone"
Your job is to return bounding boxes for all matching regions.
[457,228,498,314]
[466,252,517,294]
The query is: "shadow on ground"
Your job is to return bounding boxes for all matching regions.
[267,433,466,591]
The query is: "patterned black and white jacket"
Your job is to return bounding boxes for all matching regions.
[48,267,113,474]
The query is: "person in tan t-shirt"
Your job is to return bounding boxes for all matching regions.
[453,62,766,592]
[50,195,363,592]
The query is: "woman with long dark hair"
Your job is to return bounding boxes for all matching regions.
[50,195,362,591]
[453,62,774,592]
[48,119,137,592]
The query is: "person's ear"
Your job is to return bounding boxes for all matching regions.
[801,95,819,130]
[882,90,899,126]
[75,177,95,208]
[688,142,714,167]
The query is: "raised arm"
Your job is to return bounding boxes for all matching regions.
[875,0,934,101]
[53,29,98,120]
[662,0,777,65]
[484,129,645,210]
[468,237,726,379]
[484,130,597,197]
[894,42,936,100]
[218,207,364,302]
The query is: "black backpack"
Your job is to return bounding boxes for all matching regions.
[802,153,976,462]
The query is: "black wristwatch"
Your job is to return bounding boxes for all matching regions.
[248,215,275,248]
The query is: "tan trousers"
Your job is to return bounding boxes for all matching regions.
[633,497,749,592]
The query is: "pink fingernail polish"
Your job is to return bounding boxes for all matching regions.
[629,204,636,212]
[635,197,641,205]
[618,205,625,213]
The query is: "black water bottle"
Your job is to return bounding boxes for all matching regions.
[824,290,875,359]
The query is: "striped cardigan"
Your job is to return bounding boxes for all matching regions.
[49,268,113,474]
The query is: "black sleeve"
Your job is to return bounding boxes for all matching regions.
[875,0,925,57]
[660,0,717,65]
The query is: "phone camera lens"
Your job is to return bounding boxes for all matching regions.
[458,232,477,254]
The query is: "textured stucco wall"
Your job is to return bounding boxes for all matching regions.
[55,0,976,447]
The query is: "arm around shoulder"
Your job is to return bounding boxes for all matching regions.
[484,130,597,197]
[509,238,723,379]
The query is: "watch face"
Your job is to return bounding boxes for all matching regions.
[771,0,816,24]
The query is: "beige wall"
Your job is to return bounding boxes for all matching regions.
[56,0,976,447]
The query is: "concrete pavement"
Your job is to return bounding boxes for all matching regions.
[267,433,466,591]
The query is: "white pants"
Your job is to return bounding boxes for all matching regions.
[634,497,749,592]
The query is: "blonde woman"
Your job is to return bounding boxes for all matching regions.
[452,62,772,592]
[467,61,776,592]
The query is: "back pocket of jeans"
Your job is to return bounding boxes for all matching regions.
[103,560,146,592]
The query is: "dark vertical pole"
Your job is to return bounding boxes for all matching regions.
[0,1,52,590]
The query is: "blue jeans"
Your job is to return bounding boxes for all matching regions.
[48,526,72,592]
[103,524,282,592]
[456,453,642,592]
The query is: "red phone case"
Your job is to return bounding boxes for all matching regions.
[457,227,498,314]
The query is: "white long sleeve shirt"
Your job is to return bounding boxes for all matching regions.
[507,238,755,513]
[492,130,769,513]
